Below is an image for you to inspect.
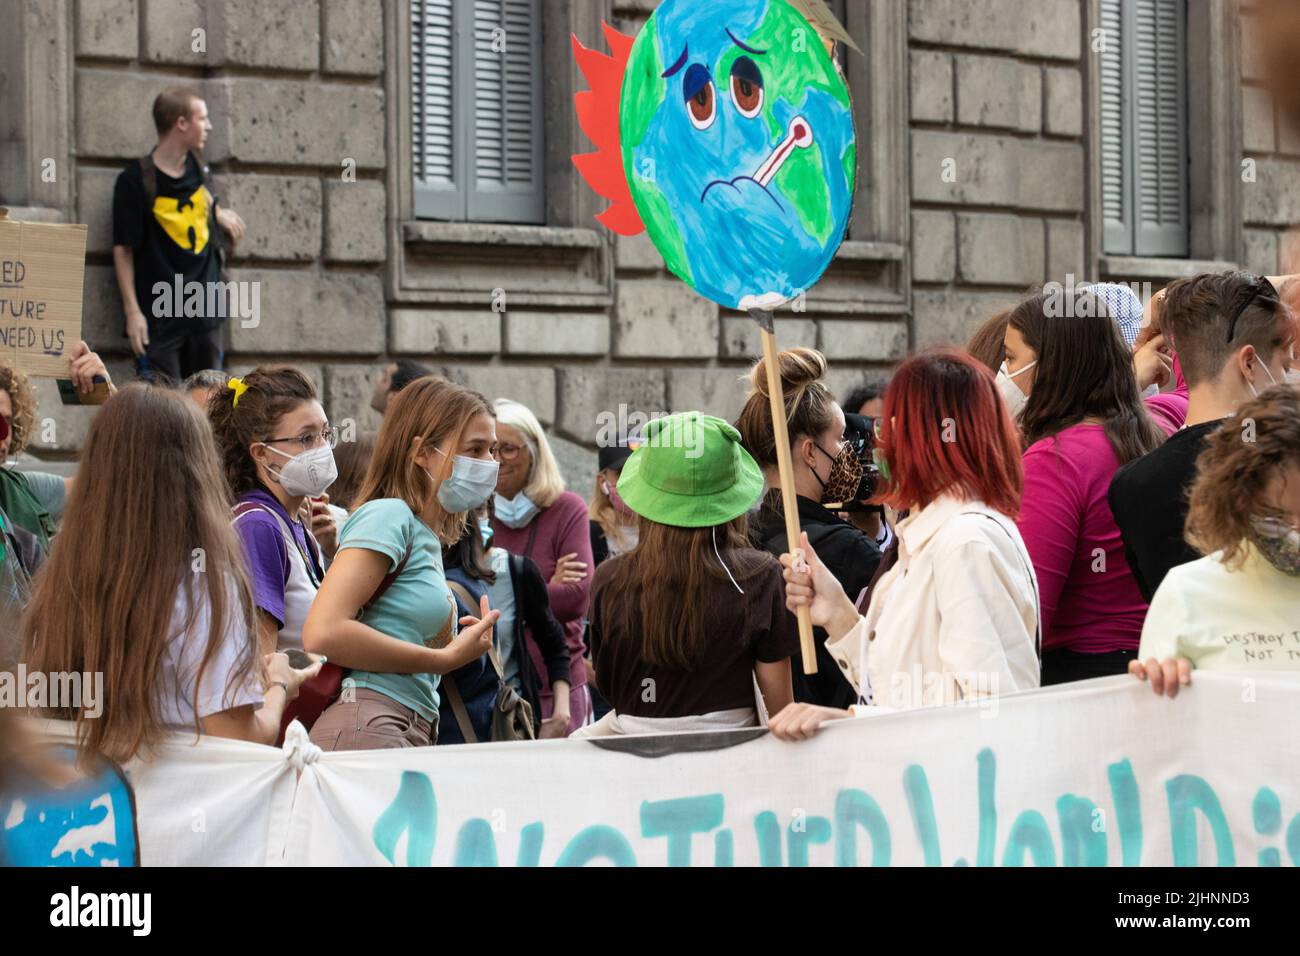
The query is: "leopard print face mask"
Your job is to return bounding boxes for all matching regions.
[813,440,864,506]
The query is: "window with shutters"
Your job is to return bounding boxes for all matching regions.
[411,0,545,224]
[1099,0,1189,257]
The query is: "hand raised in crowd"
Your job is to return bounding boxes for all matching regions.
[768,701,852,742]
[302,494,338,559]
[216,206,246,246]
[550,552,587,585]
[1128,656,1192,699]
[779,532,860,640]
[1133,332,1174,391]
[125,307,149,357]
[444,594,500,671]
[68,340,114,394]
[265,650,322,702]
[1133,287,1166,351]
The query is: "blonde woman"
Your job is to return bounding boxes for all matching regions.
[303,377,499,750]
[589,443,639,563]
[491,398,591,733]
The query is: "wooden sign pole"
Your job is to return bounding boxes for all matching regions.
[752,309,818,675]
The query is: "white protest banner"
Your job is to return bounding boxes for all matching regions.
[10,674,1299,866]
[282,673,1300,866]
[0,208,86,377]
[9,719,297,867]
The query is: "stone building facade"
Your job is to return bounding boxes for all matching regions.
[0,0,1283,491]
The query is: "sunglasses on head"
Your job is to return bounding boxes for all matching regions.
[1225,275,1279,344]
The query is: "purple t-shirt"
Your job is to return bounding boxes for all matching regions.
[233,490,322,627]
[1016,387,1186,655]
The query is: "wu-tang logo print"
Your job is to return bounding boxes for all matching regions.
[153,186,211,254]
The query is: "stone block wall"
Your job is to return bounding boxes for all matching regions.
[1239,4,1300,276]
[7,0,1262,498]
[907,0,1087,348]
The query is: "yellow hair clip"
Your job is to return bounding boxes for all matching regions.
[227,376,248,407]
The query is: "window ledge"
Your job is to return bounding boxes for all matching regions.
[1099,256,1239,281]
[836,240,908,262]
[402,221,603,250]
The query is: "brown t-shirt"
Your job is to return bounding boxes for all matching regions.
[589,549,799,718]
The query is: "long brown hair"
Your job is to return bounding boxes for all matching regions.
[207,365,318,496]
[599,517,772,669]
[356,376,493,544]
[22,385,256,764]
[1010,289,1165,465]
[1186,385,1300,569]
[966,309,1012,374]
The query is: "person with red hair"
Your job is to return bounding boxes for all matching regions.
[770,349,1040,739]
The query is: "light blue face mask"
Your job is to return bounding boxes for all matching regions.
[478,517,493,548]
[431,449,499,513]
[494,490,540,529]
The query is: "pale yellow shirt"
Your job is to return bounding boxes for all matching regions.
[1139,543,1300,670]
[826,494,1041,710]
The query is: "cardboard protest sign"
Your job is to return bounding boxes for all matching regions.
[0,208,86,378]
[573,1,860,672]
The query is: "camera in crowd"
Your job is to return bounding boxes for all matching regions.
[834,412,881,513]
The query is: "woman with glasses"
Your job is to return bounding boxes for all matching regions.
[1132,385,1300,696]
[770,350,1040,739]
[490,399,593,735]
[1003,288,1185,685]
[208,368,338,662]
[735,347,881,711]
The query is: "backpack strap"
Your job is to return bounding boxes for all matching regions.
[232,500,324,587]
[440,675,477,744]
[139,152,157,205]
[446,578,505,681]
[361,545,410,614]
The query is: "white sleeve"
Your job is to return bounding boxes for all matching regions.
[1138,573,1186,662]
[933,537,1035,697]
[177,579,263,721]
[823,615,870,700]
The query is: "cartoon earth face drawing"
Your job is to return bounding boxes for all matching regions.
[574,0,856,312]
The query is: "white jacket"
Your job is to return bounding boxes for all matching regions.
[825,494,1041,710]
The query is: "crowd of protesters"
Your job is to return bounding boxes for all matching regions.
[3,81,1300,774]
[0,270,1296,765]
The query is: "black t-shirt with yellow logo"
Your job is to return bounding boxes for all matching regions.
[112,151,224,334]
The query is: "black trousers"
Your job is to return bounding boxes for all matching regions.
[1041,647,1138,686]
[139,324,224,384]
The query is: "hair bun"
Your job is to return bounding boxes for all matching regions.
[749,347,827,398]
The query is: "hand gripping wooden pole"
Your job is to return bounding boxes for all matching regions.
[751,308,817,675]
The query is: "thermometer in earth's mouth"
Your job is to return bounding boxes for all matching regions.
[754,116,814,187]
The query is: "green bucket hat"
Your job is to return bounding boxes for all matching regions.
[615,412,765,528]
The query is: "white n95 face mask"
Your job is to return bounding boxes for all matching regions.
[996,360,1035,419]
[263,443,337,498]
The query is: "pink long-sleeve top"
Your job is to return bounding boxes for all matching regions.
[1016,368,1188,655]
[491,490,593,693]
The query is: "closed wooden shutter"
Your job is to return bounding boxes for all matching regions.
[467,0,545,223]
[412,0,461,219]
[411,0,545,223]
[1131,0,1188,256]
[1100,0,1132,254]
[1099,0,1189,257]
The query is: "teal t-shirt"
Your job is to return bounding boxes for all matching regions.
[339,498,457,720]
